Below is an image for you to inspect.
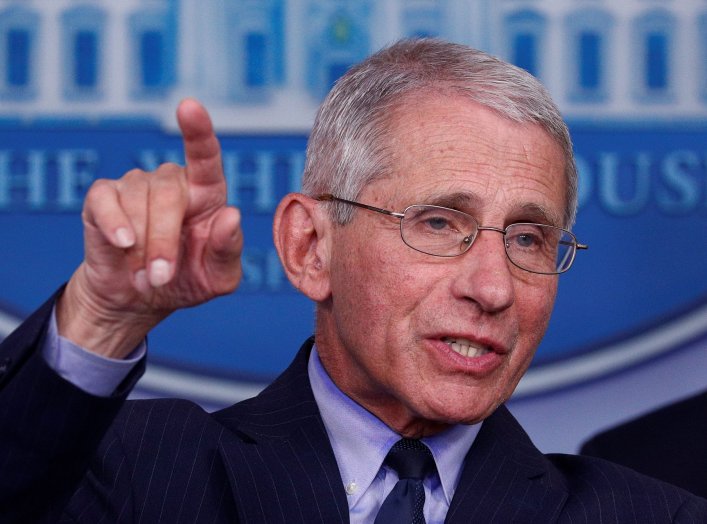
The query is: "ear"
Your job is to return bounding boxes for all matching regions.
[273,193,332,302]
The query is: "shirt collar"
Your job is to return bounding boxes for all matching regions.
[308,344,481,506]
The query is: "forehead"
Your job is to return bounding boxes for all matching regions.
[375,93,567,226]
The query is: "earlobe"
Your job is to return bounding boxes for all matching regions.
[273,193,332,301]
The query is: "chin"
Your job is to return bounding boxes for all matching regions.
[416,395,502,427]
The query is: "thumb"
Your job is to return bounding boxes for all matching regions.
[204,206,243,294]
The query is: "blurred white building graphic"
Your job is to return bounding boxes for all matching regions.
[1,0,706,130]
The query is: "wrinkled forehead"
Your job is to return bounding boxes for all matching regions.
[370,94,568,224]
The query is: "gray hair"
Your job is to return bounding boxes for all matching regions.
[301,38,578,228]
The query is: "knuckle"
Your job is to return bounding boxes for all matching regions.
[119,170,150,194]
[122,168,148,181]
[156,161,183,172]
[153,163,187,184]
[152,178,188,206]
[85,178,115,205]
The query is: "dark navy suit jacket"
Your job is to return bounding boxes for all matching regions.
[1,295,706,523]
[582,391,707,500]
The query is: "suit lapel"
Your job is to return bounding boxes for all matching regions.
[212,340,569,523]
[445,406,568,524]
[214,339,350,523]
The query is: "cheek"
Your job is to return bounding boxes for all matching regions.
[502,283,556,395]
[335,227,425,308]
[517,279,558,345]
[329,240,399,333]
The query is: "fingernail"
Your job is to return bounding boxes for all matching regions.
[149,258,172,287]
[115,228,134,248]
[134,269,150,293]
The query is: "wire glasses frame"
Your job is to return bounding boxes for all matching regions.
[317,194,588,275]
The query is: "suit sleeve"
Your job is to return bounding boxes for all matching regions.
[673,496,707,523]
[0,290,145,522]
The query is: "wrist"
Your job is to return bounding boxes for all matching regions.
[56,268,165,359]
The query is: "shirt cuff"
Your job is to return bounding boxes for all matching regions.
[42,306,146,397]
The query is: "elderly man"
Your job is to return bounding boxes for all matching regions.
[1,39,705,523]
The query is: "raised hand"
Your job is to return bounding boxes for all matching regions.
[56,99,243,358]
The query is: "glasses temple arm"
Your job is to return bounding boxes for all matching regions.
[559,240,588,250]
[316,194,404,218]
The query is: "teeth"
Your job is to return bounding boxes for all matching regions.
[443,337,491,358]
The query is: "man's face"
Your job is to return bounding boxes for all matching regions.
[317,94,567,436]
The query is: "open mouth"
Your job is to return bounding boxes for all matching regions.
[443,337,491,358]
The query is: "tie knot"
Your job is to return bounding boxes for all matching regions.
[384,438,436,480]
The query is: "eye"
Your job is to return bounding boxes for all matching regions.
[425,216,452,231]
[514,233,538,248]
[506,225,544,251]
[406,207,460,232]
[403,205,474,241]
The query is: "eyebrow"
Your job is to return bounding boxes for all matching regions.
[511,202,563,227]
[419,192,483,211]
[412,191,563,227]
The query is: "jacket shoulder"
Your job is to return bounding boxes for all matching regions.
[580,392,707,497]
[545,452,707,521]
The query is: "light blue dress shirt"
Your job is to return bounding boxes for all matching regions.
[308,347,480,524]
[42,308,145,396]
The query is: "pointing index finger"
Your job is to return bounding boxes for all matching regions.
[176,98,224,187]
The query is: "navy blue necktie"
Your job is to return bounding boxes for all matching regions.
[374,439,436,524]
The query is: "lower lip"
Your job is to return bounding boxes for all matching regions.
[427,338,505,375]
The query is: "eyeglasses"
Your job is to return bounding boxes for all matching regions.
[317,194,588,275]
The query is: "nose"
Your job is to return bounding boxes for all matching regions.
[451,229,515,313]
